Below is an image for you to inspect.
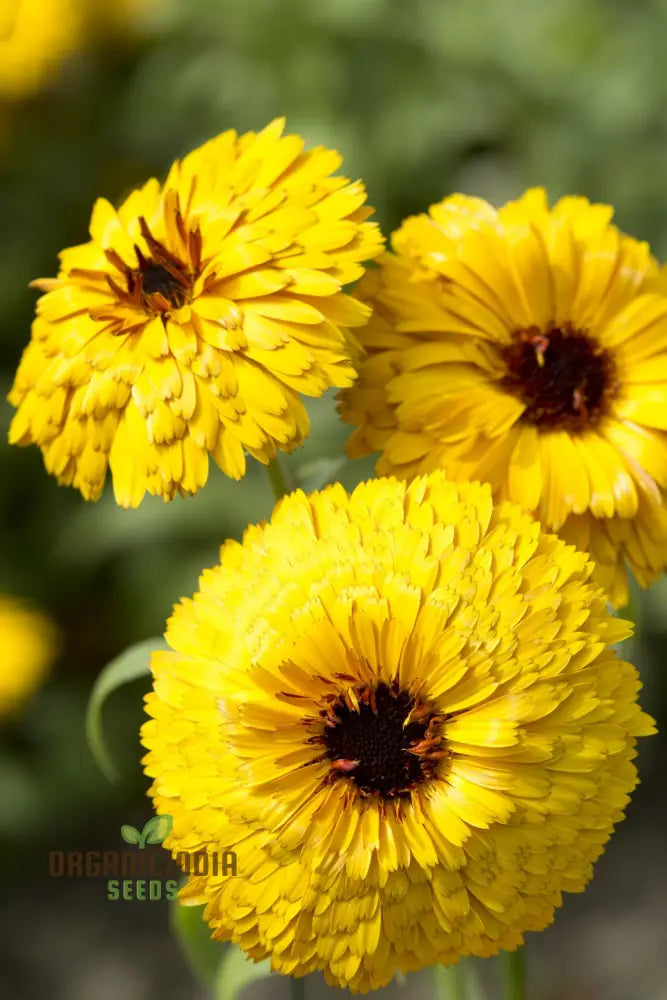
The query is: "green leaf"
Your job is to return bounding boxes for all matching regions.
[85,637,167,782]
[213,945,273,1000]
[142,813,173,845]
[120,824,141,845]
[170,900,227,990]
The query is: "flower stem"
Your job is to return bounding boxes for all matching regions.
[503,949,526,1000]
[434,963,467,1000]
[290,976,306,1000]
[266,456,290,503]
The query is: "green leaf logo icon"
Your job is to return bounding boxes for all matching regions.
[120,814,172,848]
[120,824,141,845]
[142,814,173,846]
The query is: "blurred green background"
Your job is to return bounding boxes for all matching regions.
[1,2,666,998]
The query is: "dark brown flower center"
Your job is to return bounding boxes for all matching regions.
[320,681,445,798]
[139,261,188,307]
[103,215,202,319]
[502,324,615,431]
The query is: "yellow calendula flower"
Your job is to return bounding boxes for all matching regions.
[8,119,383,506]
[142,472,654,993]
[339,189,667,607]
[0,597,57,716]
[0,0,84,100]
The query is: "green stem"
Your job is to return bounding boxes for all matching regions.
[503,949,526,1000]
[266,456,290,503]
[290,976,306,1000]
[434,963,467,1000]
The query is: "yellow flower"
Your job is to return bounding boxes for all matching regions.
[0,0,84,100]
[142,472,654,992]
[0,0,157,100]
[339,189,667,607]
[8,119,383,506]
[0,596,57,716]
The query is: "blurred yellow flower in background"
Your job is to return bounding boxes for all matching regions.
[142,472,654,992]
[0,596,57,716]
[0,0,84,100]
[0,0,157,101]
[8,118,383,506]
[339,189,667,607]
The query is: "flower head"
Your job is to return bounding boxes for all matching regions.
[142,472,654,992]
[339,189,667,606]
[8,119,383,505]
[0,596,57,716]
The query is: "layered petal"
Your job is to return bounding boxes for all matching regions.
[8,119,383,505]
[340,189,667,606]
[142,473,654,991]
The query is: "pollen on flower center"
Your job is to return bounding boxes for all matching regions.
[320,681,445,798]
[502,323,616,431]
